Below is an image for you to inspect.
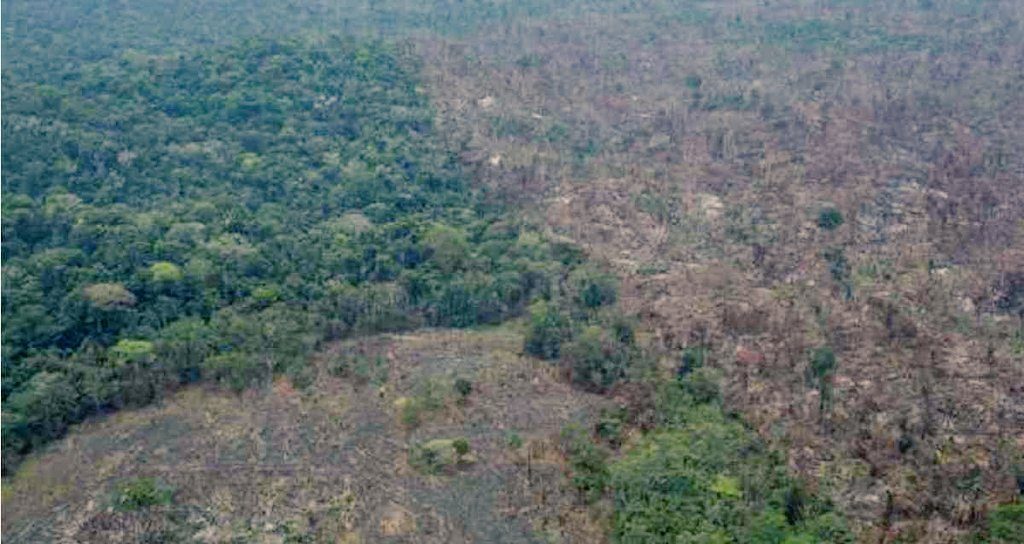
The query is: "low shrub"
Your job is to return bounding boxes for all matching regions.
[111,477,174,511]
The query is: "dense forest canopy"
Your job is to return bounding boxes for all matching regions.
[1,35,588,465]
[2,0,1023,542]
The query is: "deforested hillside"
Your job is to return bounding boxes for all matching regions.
[2,1,1022,543]
[421,1,1024,540]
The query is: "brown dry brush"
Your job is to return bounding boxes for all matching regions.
[420,1,1024,538]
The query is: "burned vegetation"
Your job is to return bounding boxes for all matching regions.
[3,0,1023,542]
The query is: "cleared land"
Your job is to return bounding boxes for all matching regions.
[3,326,615,543]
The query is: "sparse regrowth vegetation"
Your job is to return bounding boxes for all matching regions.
[561,424,611,504]
[397,379,450,428]
[808,346,838,416]
[410,437,473,474]
[817,207,845,231]
[453,377,473,401]
[111,477,174,511]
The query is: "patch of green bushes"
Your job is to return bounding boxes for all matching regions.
[817,207,845,230]
[111,477,174,511]
[982,502,1024,543]
[607,353,852,543]
[453,377,473,402]
[409,437,472,474]
[564,325,643,392]
[524,301,573,360]
[562,424,611,503]
[522,271,649,393]
[611,404,851,543]
[398,379,450,428]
